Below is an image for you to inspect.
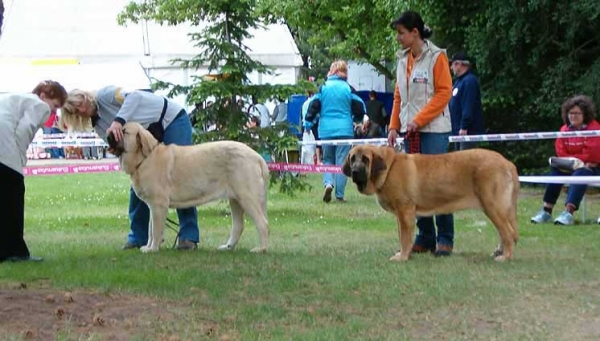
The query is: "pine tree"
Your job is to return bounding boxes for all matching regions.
[118,0,313,195]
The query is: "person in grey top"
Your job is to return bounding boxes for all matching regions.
[61,86,199,250]
[0,80,68,262]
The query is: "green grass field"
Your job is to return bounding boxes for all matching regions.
[1,172,600,340]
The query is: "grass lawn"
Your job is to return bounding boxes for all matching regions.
[1,172,600,340]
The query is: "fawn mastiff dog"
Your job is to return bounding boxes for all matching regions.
[342,145,519,262]
[107,122,269,253]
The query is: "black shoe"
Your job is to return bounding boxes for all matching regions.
[323,185,333,203]
[122,242,142,250]
[5,256,43,262]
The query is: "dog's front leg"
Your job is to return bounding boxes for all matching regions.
[390,206,416,262]
[141,205,168,253]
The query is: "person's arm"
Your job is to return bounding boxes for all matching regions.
[304,94,321,126]
[575,136,600,164]
[15,101,50,155]
[412,53,453,128]
[566,123,600,164]
[459,77,479,131]
[113,91,143,126]
[351,93,366,123]
[381,103,388,119]
[389,83,401,131]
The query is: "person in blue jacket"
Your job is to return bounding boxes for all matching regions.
[449,51,484,150]
[304,60,366,203]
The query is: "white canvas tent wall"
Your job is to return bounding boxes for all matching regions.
[0,0,303,107]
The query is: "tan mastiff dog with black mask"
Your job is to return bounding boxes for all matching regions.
[107,122,270,253]
[342,145,519,262]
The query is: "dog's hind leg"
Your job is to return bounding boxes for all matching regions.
[217,199,245,251]
[481,205,515,261]
[238,195,269,253]
[141,205,168,253]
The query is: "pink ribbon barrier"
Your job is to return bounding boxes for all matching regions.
[22,162,342,176]
[22,163,122,176]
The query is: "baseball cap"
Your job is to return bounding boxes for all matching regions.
[449,51,472,64]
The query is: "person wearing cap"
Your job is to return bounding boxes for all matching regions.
[387,11,454,257]
[449,51,484,150]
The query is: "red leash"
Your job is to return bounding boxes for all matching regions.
[406,131,421,154]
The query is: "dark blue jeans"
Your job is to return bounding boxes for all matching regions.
[128,111,200,245]
[404,132,454,248]
[543,166,600,210]
[42,127,65,158]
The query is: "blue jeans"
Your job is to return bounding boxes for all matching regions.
[322,138,352,200]
[542,166,600,210]
[128,111,200,245]
[404,132,454,247]
[42,127,65,158]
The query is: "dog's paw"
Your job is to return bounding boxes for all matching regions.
[140,246,159,253]
[389,252,409,262]
[493,254,507,262]
[217,244,234,251]
[250,247,267,253]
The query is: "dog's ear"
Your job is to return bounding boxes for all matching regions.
[370,153,387,180]
[137,129,155,157]
[342,151,353,177]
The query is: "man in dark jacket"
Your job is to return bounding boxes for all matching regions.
[364,90,387,137]
[449,51,484,150]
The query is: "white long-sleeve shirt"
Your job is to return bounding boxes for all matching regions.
[0,93,50,174]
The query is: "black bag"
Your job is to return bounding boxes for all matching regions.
[147,98,168,142]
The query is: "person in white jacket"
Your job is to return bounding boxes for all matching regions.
[0,80,67,262]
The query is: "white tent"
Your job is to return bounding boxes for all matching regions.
[0,0,303,106]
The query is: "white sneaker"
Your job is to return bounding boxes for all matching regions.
[554,211,575,226]
[531,209,552,224]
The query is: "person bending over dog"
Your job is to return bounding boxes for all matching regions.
[60,86,200,251]
[0,80,68,262]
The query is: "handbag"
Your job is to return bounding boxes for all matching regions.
[301,130,316,164]
[147,98,168,142]
[548,156,585,173]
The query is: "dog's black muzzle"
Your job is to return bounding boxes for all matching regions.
[351,167,368,191]
[107,132,125,156]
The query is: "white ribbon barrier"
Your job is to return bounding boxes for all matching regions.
[298,137,391,146]
[519,176,600,186]
[30,138,108,148]
[31,129,600,149]
[42,132,99,138]
[450,130,600,142]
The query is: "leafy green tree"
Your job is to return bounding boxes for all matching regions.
[456,0,600,172]
[258,0,407,80]
[118,0,314,195]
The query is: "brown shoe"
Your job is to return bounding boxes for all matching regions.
[434,244,453,257]
[176,239,198,251]
[411,244,435,254]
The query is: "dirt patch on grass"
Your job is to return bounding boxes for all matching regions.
[0,285,226,341]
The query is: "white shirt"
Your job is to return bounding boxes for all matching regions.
[0,93,50,174]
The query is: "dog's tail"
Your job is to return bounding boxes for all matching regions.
[507,166,520,245]
[259,157,269,222]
